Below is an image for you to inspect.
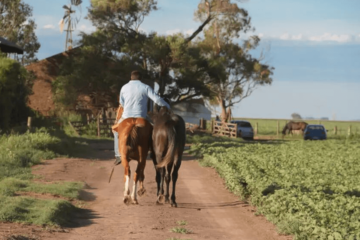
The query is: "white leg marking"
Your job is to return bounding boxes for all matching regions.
[132,180,138,200]
[124,175,130,196]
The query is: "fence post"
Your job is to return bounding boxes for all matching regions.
[348,125,352,136]
[211,120,214,134]
[97,114,100,137]
[199,118,205,130]
[255,122,258,135]
[27,117,32,129]
[86,114,90,125]
[236,122,239,138]
[277,121,279,136]
[334,126,337,135]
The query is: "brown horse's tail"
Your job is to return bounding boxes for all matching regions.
[156,124,176,169]
[122,121,143,150]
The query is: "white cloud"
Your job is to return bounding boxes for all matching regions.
[77,24,96,34]
[291,34,302,40]
[308,33,352,43]
[43,24,55,29]
[275,32,358,43]
[279,33,303,41]
[279,33,290,40]
[165,28,194,36]
[165,29,181,35]
[184,29,194,36]
[258,33,264,38]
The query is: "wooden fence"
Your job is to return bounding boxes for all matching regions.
[69,117,209,138]
[69,115,116,137]
[211,121,238,138]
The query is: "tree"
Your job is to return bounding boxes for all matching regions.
[194,0,274,122]
[0,0,40,64]
[0,55,33,130]
[54,0,212,110]
[53,0,158,110]
[291,113,302,120]
[53,40,133,111]
[87,0,214,102]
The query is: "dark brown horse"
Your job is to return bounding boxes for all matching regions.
[112,106,153,205]
[150,106,186,207]
[282,121,308,136]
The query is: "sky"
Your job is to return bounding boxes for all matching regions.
[23,0,360,120]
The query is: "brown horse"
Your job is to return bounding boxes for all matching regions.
[282,121,308,136]
[150,106,186,207]
[112,107,152,205]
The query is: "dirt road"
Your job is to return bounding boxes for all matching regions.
[1,141,292,240]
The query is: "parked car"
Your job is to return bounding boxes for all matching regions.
[230,120,254,140]
[303,124,327,140]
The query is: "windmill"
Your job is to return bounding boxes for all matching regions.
[59,0,82,51]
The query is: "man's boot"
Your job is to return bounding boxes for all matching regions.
[114,156,122,165]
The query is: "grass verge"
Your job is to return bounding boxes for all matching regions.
[0,129,87,227]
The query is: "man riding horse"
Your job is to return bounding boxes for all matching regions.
[113,70,170,165]
[112,70,170,204]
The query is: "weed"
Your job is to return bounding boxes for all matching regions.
[176,220,188,226]
[170,227,192,234]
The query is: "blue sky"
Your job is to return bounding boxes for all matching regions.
[24,0,360,120]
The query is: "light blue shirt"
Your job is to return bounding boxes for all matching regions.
[119,80,170,119]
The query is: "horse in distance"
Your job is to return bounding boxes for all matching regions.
[282,121,308,136]
[150,106,186,207]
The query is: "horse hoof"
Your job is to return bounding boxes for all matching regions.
[157,195,165,204]
[123,196,131,205]
[165,198,170,204]
[132,199,139,205]
[170,200,177,207]
[137,188,146,197]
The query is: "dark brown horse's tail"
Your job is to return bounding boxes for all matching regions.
[156,125,176,169]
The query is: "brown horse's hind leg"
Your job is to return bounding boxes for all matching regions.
[164,162,174,204]
[137,147,148,197]
[131,171,139,205]
[156,167,166,204]
[123,164,131,205]
[170,159,181,207]
[137,171,146,197]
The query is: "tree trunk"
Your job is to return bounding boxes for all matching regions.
[219,99,230,122]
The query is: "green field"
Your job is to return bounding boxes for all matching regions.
[231,118,360,136]
[189,135,360,240]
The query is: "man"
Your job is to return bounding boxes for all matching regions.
[113,70,171,165]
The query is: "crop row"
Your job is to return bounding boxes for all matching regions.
[190,137,360,239]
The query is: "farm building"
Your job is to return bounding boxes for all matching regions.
[172,98,211,125]
[25,47,83,116]
[25,48,156,117]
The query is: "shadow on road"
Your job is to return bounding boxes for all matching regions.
[67,208,101,228]
[177,201,247,209]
